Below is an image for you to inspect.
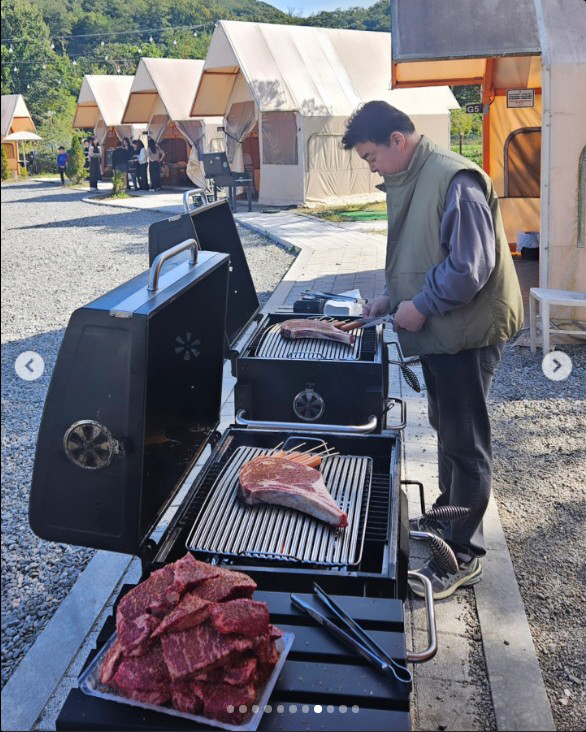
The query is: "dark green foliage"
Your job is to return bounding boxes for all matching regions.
[66,135,85,183]
[1,0,389,164]
[1,145,10,180]
[111,170,126,195]
[302,0,389,31]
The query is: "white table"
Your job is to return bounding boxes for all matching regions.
[529,288,586,355]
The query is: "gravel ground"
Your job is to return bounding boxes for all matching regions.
[490,341,586,731]
[0,181,295,690]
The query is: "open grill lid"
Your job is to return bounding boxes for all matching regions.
[148,200,261,351]
[29,244,230,556]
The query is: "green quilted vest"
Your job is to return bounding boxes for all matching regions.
[383,136,524,356]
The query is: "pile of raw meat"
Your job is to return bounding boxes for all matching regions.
[98,553,284,725]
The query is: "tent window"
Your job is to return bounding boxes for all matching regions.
[307,133,369,172]
[262,112,298,165]
[579,147,586,248]
[504,127,541,198]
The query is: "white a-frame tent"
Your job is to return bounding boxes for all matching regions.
[190,20,458,206]
[122,58,224,186]
[73,75,144,145]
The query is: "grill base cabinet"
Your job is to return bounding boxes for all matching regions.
[28,203,413,731]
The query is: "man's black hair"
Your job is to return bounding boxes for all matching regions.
[58,146,65,150]
[342,101,415,149]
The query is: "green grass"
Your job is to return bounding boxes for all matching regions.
[451,144,483,166]
[300,200,387,222]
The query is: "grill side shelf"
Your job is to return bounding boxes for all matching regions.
[59,587,410,732]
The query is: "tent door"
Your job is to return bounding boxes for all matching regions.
[242,124,260,196]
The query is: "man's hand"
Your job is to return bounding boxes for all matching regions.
[393,300,426,332]
[363,295,391,318]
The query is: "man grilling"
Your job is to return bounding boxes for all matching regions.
[341,101,523,599]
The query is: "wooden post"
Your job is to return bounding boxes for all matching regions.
[482,58,494,174]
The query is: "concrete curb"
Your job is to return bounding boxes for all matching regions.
[475,495,555,730]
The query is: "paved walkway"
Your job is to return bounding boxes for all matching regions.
[2,203,552,731]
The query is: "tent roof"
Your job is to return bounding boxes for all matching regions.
[1,94,36,138]
[73,75,134,128]
[123,58,205,124]
[391,0,540,62]
[191,20,458,117]
[390,0,586,89]
[539,0,586,66]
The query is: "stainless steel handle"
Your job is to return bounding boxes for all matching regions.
[384,397,407,430]
[147,238,198,292]
[406,570,437,663]
[235,409,378,434]
[183,188,209,212]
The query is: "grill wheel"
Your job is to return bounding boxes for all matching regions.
[293,387,325,421]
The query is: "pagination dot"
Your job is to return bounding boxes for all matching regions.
[314,705,323,713]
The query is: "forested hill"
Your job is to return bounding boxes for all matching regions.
[1,0,389,149]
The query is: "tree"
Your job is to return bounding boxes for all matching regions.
[1,146,10,180]
[66,135,85,183]
[451,108,478,153]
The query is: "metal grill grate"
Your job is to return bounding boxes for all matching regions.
[255,322,363,361]
[186,446,372,567]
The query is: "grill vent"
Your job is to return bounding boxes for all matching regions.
[364,473,391,542]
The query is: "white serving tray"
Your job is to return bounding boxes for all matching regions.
[79,631,294,732]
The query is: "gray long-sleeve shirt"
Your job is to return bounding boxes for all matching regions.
[410,170,496,318]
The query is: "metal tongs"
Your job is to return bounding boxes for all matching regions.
[336,315,390,331]
[291,583,413,685]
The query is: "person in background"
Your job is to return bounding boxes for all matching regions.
[83,138,90,175]
[123,137,137,190]
[111,139,128,188]
[133,139,149,191]
[56,146,68,185]
[341,101,523,599]
[147,136,165,191]
[88,136,102,190]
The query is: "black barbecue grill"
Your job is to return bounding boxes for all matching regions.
[29,201,438,731]
[148,197,404,433]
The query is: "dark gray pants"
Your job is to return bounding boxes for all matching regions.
[420,343,504,562]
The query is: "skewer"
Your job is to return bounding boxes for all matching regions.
[284,443,306,454]
[269,441,285,455]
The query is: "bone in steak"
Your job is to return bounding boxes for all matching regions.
[239,455,348,527]
[280,318,355,345]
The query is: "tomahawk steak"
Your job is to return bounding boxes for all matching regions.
[239,455,348,527]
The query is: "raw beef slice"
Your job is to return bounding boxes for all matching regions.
[193,568,257,603]
[152,593,210,638]
[209,599,269,638]
[160,622,254,680]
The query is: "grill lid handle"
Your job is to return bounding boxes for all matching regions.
[183,188,210,212]
[235,409,378,434]
[148,238,198,292]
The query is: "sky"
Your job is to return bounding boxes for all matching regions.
[269,0,377,16]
